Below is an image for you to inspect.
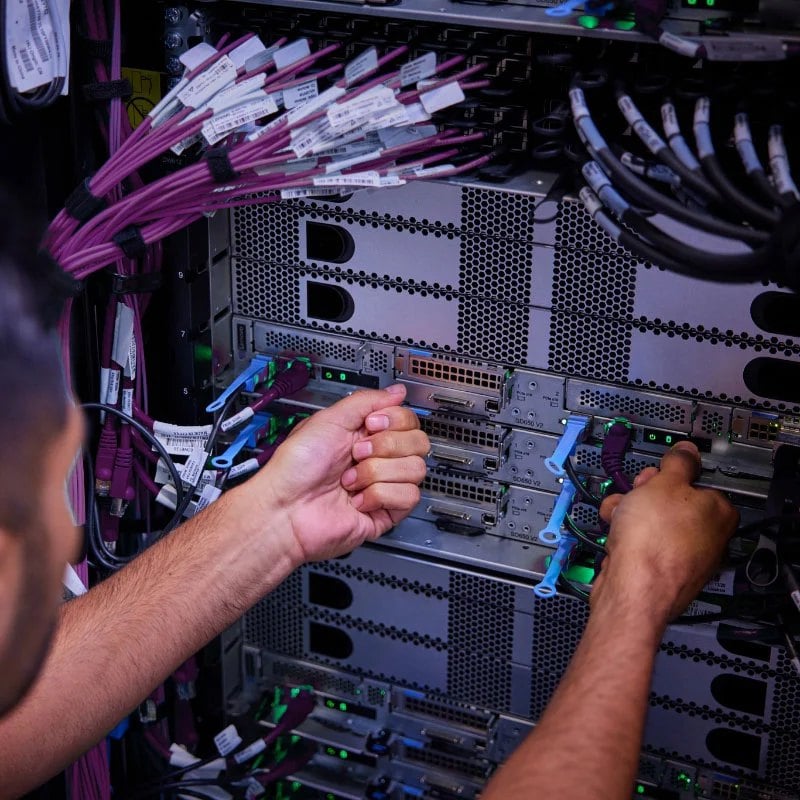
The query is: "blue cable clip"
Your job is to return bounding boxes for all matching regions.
[206,355,272,414]
[544,415,590,477]
[211,413,271,469]
[539,478,577,545]
[534,535,578,598]
[546,0,583,16]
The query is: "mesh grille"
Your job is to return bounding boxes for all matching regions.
[244,571,303,656]
[270,660,360,697]
[409,355,503,391]
[366,350,389,373]
[530,594,589,718]
[403,696,493,730]
[232,203,300,262]
[698,408,726,436]
[233,259,301,323]
[571,501,600,529]
[460,187,536,239]
[423,473,501,505]
[556,199,631,256]
[258,328,360,365]
[402,747,491,779]
[367,685,387,706]
[548,312,632,382]
[420,416,503,449]
[447,573,514,711]
[459,297,529,364]
[576,388,689,425]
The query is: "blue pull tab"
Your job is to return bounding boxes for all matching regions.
[539,479,577,545]
[205,356,272,414]
[544,415,590,477]
[534,535,578,598]
[546,0,584,16]
[211,413,271,469]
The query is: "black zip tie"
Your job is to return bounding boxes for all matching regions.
[205,146,240,184]
[112,225,147,260]
[35,251,84,329]
[109,271,162,295]
[65,177,107,222]
[81,36,113,60]
[82,79,133,103]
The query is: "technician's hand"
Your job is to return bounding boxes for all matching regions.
[591,442,738,624]
[249,384,429,564]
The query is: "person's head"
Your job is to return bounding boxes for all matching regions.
[0,197,83,718]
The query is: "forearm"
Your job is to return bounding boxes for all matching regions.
[482,593,665,800]
[0,484,299,797]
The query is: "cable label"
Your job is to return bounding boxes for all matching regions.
[213,724,242,757]
[400,52,437,88]
[379,123,436,149]
[106,368,121,407]
[568,88,589,121]
[178,56,237,109]
[363,104,410,132]
[227,457,260,478]
[325,148,383,174]
[420,82,465,115]
[282,78,318,110]
[285,85,346,127]
[661,103,680,139]
[702,569,736,596]
[203,94,279,144]
[327,86,399,133]
[682,598,723,618]
[693,97,713,159]
[181,444,207,489]
[768,126,799,198]
[153,422,212,456]
[233,738,267,764]
[193,483,222,515]
[179,43,217,72]
[272,39,311,71]
[703,38,785,62]
[313,171,383,187]
[5,0,69,93]
[228,36,267,70]
[245,778,266,799]
[211,74,268,110]
[345,47,378,86]
[122,387,133,417]
[658,31,700,59]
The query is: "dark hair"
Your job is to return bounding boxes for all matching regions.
[0,197,72,533]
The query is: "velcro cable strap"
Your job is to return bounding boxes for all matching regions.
[204,146,240,184]
[112,225,147,260]
[82,37,113,60]
[110,271,163,295]
[82,79,133,102]
[65,177,107,222]
[35,251,84,329]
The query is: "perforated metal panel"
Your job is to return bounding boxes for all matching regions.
[233,259,301,323]
[245,571,303,656]
[447,573,515,711]
[232,203,300,262]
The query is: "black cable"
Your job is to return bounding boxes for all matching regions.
[557,573,592,602]
[565,514,606,554]
[564,458,602,508]
[736,512,800,538]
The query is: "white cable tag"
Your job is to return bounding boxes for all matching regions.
[702,569,736,596]
[410,164,454,179]
[124,336,137,380]
[153,423,212,456]
[100,367,110,404]
[213,725,242,757]
[244,778,266,800]
[181,445,207,488]
[362,104,410,132]
[63,563,88,597]
[378,124,436,149]
[156,483,178,511]
[106,369,121,407]
[291,117,333,158]
[568,88,589,121]
[578,187,603,217]
[327,86,398,133]
[194,484,222,515]
[311,130,377,156]
[325,149,383,174]
[233,739,267,764]
[285,85,346,126]
[171,132,203,156]
[661,103,680,139]
[228,36,267,70]
[180,43,217,72]
[282,78,318,110]
[345,47,378,86]
[658,31,700,59]
[313,171,383,188]
[703,37,785,62]
[178,56,237,109]
[420,82,465,115]
[227,457,261,478]
[5,0,68,92]
[112,304,135,368]
[681,599,723,619]
[203,95,279,144]
[403,102,432,125]
[272,39,311,70]
[400,52,437,88]
[211,74,268,109]
[122,387,134,417]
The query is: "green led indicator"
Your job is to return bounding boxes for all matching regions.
[193,343,213,363]
[706,0,715,6]
[324,370,333,379]
[339,749,349,759]
[339,702,348,711]
[636,786,646,795]
[326,699,335,708]
[326,746,336,756]
[327,794,336,800]
[648,433,657,441]
[665,435,673,444]
[577,14,600,27]
[291,782,302,791]
[339,372,347,381]
[380,689,386,696]
[614,18,636,29]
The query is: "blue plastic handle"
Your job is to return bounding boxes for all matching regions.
[206,355,272,413]
[544,415,590,477]
[539,479,577,545]
[546,0,584,17]
[210,413,271,469]
[534,535,578,598]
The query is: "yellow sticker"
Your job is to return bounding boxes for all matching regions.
[121,67,162,128]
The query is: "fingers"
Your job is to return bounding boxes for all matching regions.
[362,405,422,436]
[353,427,429,462]
[658,441,701,484]
[633,466,659,488]
[342,455,427,492]
[321,384,408,432]
[350,481,422,517]
[599,493,623,523]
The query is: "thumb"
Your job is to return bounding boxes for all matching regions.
[658,441,701,484]
[320,384,407,432]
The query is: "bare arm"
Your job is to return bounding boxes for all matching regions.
[0,385,428,797]
[482,442,739,800]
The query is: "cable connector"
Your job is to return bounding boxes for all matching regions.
[534,535,579,598]
[601,418,633,493]
[539,478,578,545]
[94,419,118,496]
[109,446,136,516]
[544,415,591,478]
[221,358,312,432]
[206,355,272,414]
[211,413,274,469]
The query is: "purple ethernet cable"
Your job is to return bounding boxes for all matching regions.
[601,420,634,494]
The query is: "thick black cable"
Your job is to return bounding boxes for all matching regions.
[556,574,592,602]
[736,512,800,537]
[564,458,602,507]
[564,514,606,554]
